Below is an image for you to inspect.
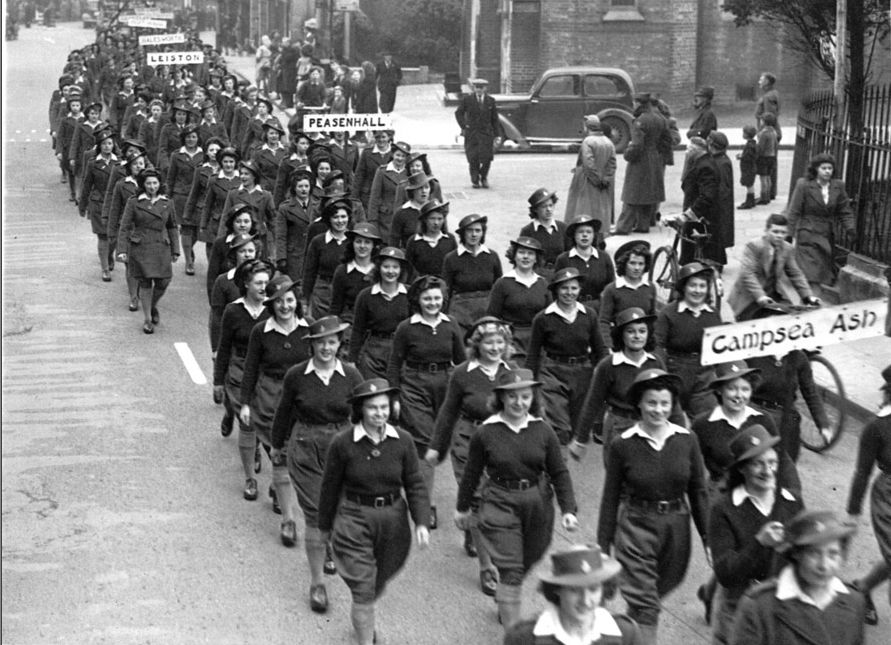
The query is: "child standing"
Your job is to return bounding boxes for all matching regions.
[737,125,757,209]
[755,113,778,205]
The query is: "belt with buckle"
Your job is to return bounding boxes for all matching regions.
[405,361,452,373]
[546,353,590,366]
[752,398,783,411]
[488,473,539,491]
[345,492,400,508]
[626,497,686,514]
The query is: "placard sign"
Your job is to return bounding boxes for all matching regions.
[126,18,167,29]
[134,9,174,19]
[701,298,888,365]
[303,113,394,132]
[139,32,187,46]
[147,51,205,66]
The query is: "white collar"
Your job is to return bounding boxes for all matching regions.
[262,142,284,152]
[483,412,543,434]
[545,301,587,321]
[467,359,509,373]
[371,283,407,296]
[413,231,445,244]
[775,565,848,607]
[457,243,490,256]
[217,170,237,179]
[241,184,262,194]
[615,276,649,289]
[532,219,558,233]
[532,605,622,644]
[385,161,405,173]
[569,246,599,260]
[707,405,761,428]
[877,404,891,418]
[179,146,203,156]
[124,176,138,185]
[263,317,309,334]
[400,200,417,210]
[347,261,373,275]
[352,423,400,443]
[732,485,796,513]
[620,422,689,451]
[504,269,542,288]
[611,351,655,367]
[235,296,265,318]
[201,118,217,125]
[137,193,166,202]
[410,312,449,328]
[678,300,715,314]
[304,358,346,377]
[227,267,237,279]
[325,230,347,244]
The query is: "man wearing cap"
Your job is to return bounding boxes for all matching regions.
[564,115,616,231]
[687,86,717,141]
[375,52,402,113]
[455,77,500,188]
[678,136,719,265]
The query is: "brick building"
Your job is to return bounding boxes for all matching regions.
[461,0,839,107]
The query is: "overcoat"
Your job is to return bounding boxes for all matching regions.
[620,110,666,205]
[565,132,616,230]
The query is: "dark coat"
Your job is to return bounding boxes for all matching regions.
[367,164,407,240]
[455,93,499,164]
[199,172,241,243]
[713,151,735,249]
[251,144,288,193]
[78,154,117,234]
[275,196,316,281]
[352,147,391,207]
[687,107,717,140]
[117,193,181,280]
[278,44,300,94]
[680,150,721,264]
[620,108,667,205]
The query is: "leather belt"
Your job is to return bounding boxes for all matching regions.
[405,361,451,373]
[626,497,686,514]
[345,492,400,508]
[546,353,590,366]
[488,473,540,491]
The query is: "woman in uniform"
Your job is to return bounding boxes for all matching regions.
[387,275,465,528]
[487,236,550,360]
[274,166,315,284]
[56,89,83,202]
[597,369,709,645]
[367,140,410,241]
[553,214,613,308]
[137,99,165,169]
[182,136,224,263]
[330,222,381,329]
[157,100,196,181]
[273,131,311,207]
[205,203,262,301]
[106,148,146,312]
[348,247,411,379]
[391,151,443,214]
[519,188,568,281]
[318,378,431,645]
[220,160,276,260]
[199,146,241,259]
[654,262,723,417]
[527,267,608,445]
[78,127,118,282]
[115,168,181,334]
[353,129,392,210]
[303,199,351,319]
[70,100,105,193]
[239,276,312,540]
[389,171,432,248]
[404,199,456,279]
[209,234,259,354]
[598,241,656,345]
[165,123,204,276]
[426,317,513,596]
[455,368,579,630]
[250,117,286,194]
[442,213,502,333]
[271,316,364,612]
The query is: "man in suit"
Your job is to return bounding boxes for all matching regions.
[454,78,500,188]
[375,52,402,113]
[728,213,820,321]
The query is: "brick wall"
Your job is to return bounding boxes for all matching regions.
[477,0,502,87]
[511,3,541,91]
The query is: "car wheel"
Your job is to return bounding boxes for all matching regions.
[600,116,631,154]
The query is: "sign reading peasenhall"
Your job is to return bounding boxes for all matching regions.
[303,113,395,132]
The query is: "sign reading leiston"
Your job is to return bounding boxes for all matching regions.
[303,113,394,132]
[701,298,888,365]
[147,51,205,66]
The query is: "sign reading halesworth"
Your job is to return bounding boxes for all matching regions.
[701,298,888,365]
[303,113,394,132]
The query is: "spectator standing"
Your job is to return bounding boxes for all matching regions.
[737,125,758,209]
[755,113,778,205]
[755,72,781,200]
[455,78,500,189]
[375,52,402,113]
[687,86,717,140]
[564,115,616,233]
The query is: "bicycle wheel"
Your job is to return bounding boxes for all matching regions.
[798,353,847,453]
[649,246,678,307]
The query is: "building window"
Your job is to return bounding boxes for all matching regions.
[604,0,645,22]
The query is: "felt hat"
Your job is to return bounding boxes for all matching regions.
[225,201,255,223]
[392,141,412,155]
[549,267,582,291]
[263,117,285,134]
[538,545,622,587]
[321,198,352,222]
[675,261,712,293]
[457,213,487,230]
[527,187,557,208]
[289,164,314,183]
[566,214,602,238]
[171,99,196,117]
[408,151,428,165]
[85,101,103,115]
[419,199,450,219]
[404,172,432,191]
[510,236,544,252]
[199,99,216,112]
[708,360,760,388]
[322,185,348,202]
[346,222,382,241]
[94,127,116,147]
[227,232,258,252]
[256,95,274,113]
[729,424,780,467]
[125,147,146,167]
[614,239,650,263]
[626,368,683,407]
[464,315,511,343]
[303,315,350,340]
[179,123,200,143]
[780,510,856,551]
[349,378,399,403]
[240,160,261,181]
[469,77,489,87]
[584,114,601,130]
[218,146,240,162]
[493,368,541,391]
[375,246,409,265]
[613,307,656,330]
[263,275,298,305]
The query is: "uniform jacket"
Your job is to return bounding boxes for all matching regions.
[69,120,105,178]
[56,112,84,163]
[250,144,287,193]
[78,153,117,215]
[157,121,187,170]
[352,147,392,206]
[166,147,204,197]
[727,236,812,317]
[199,171,241,242]
[275,196,317,280]
[367,164,407,236]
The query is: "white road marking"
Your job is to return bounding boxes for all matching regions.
[174,342,207,385]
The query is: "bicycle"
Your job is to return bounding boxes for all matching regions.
[758,302,848,453]
[648,214,724,308]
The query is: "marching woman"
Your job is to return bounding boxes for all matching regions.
[78,127,118,282]
[115,168,181,334]
[526,267,608,445]
[487,237,551,360]
[56,89,83,202]
[239,276,312,538]
[196,99,229,148]
[182,137,223,260]
[303,199,351,319]
[598,241,657,346]
[387,275,465,527]
[330,222,382,327]
[205,203,262,301]
[389,171,432,248]
[138,99,165,173]
[213,258,272,440]
[455,368,579,630]
[157,100,196,182]
[519,188,568,281]
[442,213,503,332]
[404,199,456,279]
[271,316,364,612]
[845,364,891,626]
[250,117,287,193]
[209,233,260,353]
[69,100,105,193]
[367,140,410,241]
[597,369,709,645]
[554,214,613,308]
[220,160,277,261]
[106,148,147,312]
[240,94,274,156]
[654,262,723,417]
[273,131,312,207]
[348,247,411,379]
[353,129,392,210]
[426,316,514,597]
[165,123,204,276]
[390,151,444,216]
[318,378,431,644]
[199,146,241,260]
[274,166,315,283]
[708,425,804,644]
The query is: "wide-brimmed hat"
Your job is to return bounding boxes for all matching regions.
[240,160,261,181]
[346,222,382,241]
[510,236,544,252]
[349,378,399,403]
[255,95,274,112]
[122,138,147,153]
[457,213,487,230]
[408,151,428,165]
[218,146,240,162]
[780,510,856,551]
[708,360,760,388]
[527,188,557,208]
[199,99,216,112]
[85,101,103,114]
[289,164,314,183]
[614,240,650,263]
[539,545,622,587]
[179,123,200,143]
[262,117,284,135]
[375,246,408,265]
[404,172,432,191]
[729,424,780,467]
[464,315,510,343]
[303,315,350,340]
[125,148,146,167]
[321,199,352,222]
[263,275,298,305]
[171,99,196,116]
[614,307,656,330]
[493,368,541,391]
[419,199,449,219]
[549,267,582,291]
[392,141,412,155]
[675,261,712,293]
[626,368,683,406]
[227,232,258,252]
[566,214,601,238]
[94,127,116,147]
